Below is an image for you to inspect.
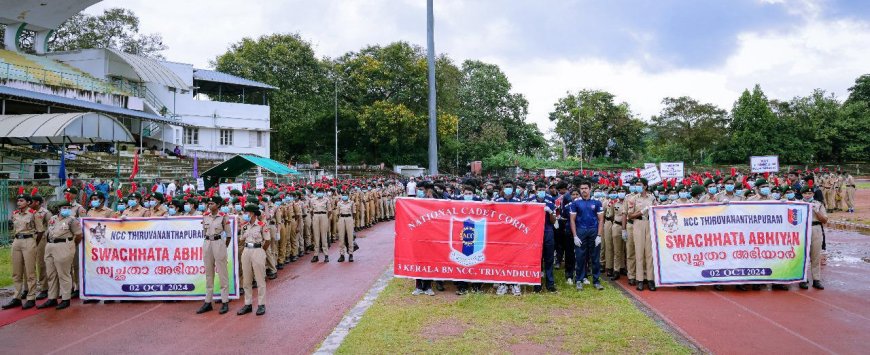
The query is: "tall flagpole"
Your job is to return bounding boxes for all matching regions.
[427,0,438,176]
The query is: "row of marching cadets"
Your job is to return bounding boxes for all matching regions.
[3,179,404,315]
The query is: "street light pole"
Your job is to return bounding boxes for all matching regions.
[334,77,339,179]
[426,0,438,176]
[577,96,583,171]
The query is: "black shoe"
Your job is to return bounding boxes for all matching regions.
[104,300,116,303]
[799,282,809,289]
[311,256,319,263]
[349,255,354,262]
[256,305,266,316]
[547,286,557,293]
[219,302,229,314]
[456,289,468,295]
[605,269,613,277]
[610,273,620,281]
[253,281,258,289]
[2,298,22,309]
[636,282,644,291]
[812,281,824,290]
[533,285,543,293]
[71,290,79,298]
[22,300,36,310]
[714,285,725,291]
[752,284,763,291]
[736,285,748,291]
[237,305,252,315]
[338,255,345,262]
[620,268,628,276]
[240,288,245,295]
[628,279,636,286]
[37,299,58,309]
[277,264,284,270]
[554,263,561,270]
[267,273,277,280]
[83,299,100,304]
[647,281,657,291]
[36,291,48,300]
[290,256,298,262]
[323,255,329,263]
[435,282,445,292]
[55,300,70,310]
[773,284,789,291]
[196,302,213,314]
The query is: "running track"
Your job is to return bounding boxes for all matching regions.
[0,221,397,354]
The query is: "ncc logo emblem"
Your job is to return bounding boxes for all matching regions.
[448,217,487,267]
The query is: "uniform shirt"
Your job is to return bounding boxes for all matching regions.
[494,195,522,203]
[337,200,354,215]
[87,206,114,218]
[716,193,744,203]
[11,208,38,235]
[310,197,329,213]
[70,202,87,218]
[569,197,603,229]
[202,211,231,239]
[240,220,270,244]
[146,204,168,217]
[122,205,148,217]
[47,215,81,241]
[33,207,51,234]
[697,193,717,203]
[533,197,556,233]
[627,193,655,222]
[809,199,827,224]
[612,198,626,222]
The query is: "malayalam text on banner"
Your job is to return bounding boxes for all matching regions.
[394,198,544,285]
[80,217,239,300]
[650,202,810,286]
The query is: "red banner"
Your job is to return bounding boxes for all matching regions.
[394,197,545,284]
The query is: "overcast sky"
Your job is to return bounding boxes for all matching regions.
[85,0,870,132]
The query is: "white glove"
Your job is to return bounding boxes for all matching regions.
[275,231,281,241]
[220,231,227,239]
[621,230,628,241]
[554,220,559,229]
[544,206,552,214]
[595,235,601,247]
[573,236,582,247]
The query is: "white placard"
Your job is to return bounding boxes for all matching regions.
[644,163,657,170]
[218,183,243,199]
[660,162,684,178]
[544,169,558,177]
[640,166,663,186]
[255,175,265,189]
[196,178,205,191]
[750,156,779,173]
[619,171,636,186]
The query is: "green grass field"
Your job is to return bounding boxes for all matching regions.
[337,275,692,354]
[0,246,12,288]
[856,182,870,190]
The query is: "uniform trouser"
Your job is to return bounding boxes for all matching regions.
[574,228,601,284]
[312,214,329,255]
[266,225,278,273]
[278,223,289,262]
[554,223,565,265]
[824,189,834,209]
[36,236,47,292]
[294,219,304,256]
[203,239,229,303]
[237,239,245,281]
[303,215,313,247]
[378,199,385,219]
[633,219,653,282]
[339,217,354,255]
[808,225,823,282]
[44,240,75,300]
[838,189,848,211]
[542,229,555,288]
[241,247,267,305]
[331,212,338,238]
[71,245,80,292]
[12,237,37,300]
[846,187,855,209]
[602,220,613,269]
[355,208,362,228]
[559,225,576,280]
[368,202,375,224]
[610,222,626,271]
[415,279,432,290]
[626,223,636,279]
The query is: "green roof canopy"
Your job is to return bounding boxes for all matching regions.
[200,154,300,188]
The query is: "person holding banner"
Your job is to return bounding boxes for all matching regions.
[494,180,524,296]
[197,196,233,315]
[238,204,270,316]
[36,202,81,310]
[626,178,656,291]
[411,181,436,296]
[569,180,605,291]
[532,183,557,293]
[801,184,827,290]
[717,176,744,203]
[145,192,168,217]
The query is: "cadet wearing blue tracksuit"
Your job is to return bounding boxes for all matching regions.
[530,183,557,292]
[569,180,605,291]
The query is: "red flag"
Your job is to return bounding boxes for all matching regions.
[129,152,140,180]
[131,182,138,194]
[730,167,736,177]
[635,168,641,177]
[66,179,73,188]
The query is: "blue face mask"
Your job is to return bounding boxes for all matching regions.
[416,190,425,198]
[341,196,349,201]
[759,187,771,196]
[725,184,735,192]
[259,204,265,210]
[235,205,242,212]
[128,200,138,207]
[735,189,745,196]
[274,201,281,206]
[242,214,251,222]
[679,192,690,199]
[668,194,678,200]
[707,187,718,194]
[117,204,126,212]
[197,204,206,211]
[60,209,72,217]
[608,193,618,199]
[537,191,547,199]
[634,186,644,193]
[148,200,157,208]
[288,197,295,202]
[220,206,230,214]
[316,192,324,198]
[786,193,795,200]
[90,200,100,208]
[659,195,668,201]
[184,205,192,212]
[771,192,781,200]
[503,188,514,195]
[463,194,473,200]
[617,193,626,199]
[168,208,177,216]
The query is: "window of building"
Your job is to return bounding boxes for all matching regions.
[220,129,233,146]
[184,127,199,145]
[257,131,263,147]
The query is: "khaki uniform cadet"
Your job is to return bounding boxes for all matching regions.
[63,188,88,298]
[626,179,656,291]
[197,196,233,315]
[2,194,42,310]
[376,187,385,221]
[121,192,149,217]
[302,192,313,250]
[822,173,835,212]
[716,177,745,203]
[264,194,280,277]
[368,188,376,226]
[353,190,364,230]
[81,193,115,304]
[336,192,355,262]
[601,187,613,274]
[831,173,842,211]
[31,195,52,300]
[277,195,290,265]
[291,193,304,260]
[697,179,718,203]
[237,204,270,316]
[743,179,777,291]
[842,172,856,213]
[185,197,204,216]
[228,198,246,296]
[36,202,81,310]
[310,189,331,262]
[622,186,638,286]
[609,187,627,280]
[145,192,168,217]
[836,173,848,211]
[330,190,339,241]
[800,184,827,290]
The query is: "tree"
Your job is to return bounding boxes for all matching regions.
[835,75,870,162]
[549,90,645,162]
[648,97,728,164]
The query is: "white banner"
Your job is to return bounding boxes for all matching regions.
[620,171,636,186]
[80,217,239,300]
[644,163,657,170]
[750,155,779,173]
[650,202,810,286]
[218,183,242,199]
[543,169,558,177]
[255,175,265,189]
[660,162,684,178]
[640,166,663,186]
[196,178,205,191]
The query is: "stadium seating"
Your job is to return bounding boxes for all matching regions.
[0,49,128,95]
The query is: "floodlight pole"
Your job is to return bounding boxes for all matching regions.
[427,0,438,176]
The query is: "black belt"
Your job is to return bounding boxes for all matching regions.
[245,243,262,248]
[605,218,614,222]
[627,221,634,225]
[614,221,623,226]
[269,221,276,225]
[301,214,307,217]
[48,238,72,243]
[812,222,822,226]
[14,234,33,239]
[205,234,222,241]
[313,212,326,214]
[340,214,352,217]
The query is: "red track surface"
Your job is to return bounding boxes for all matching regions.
[616,229,870,354]
[0,221,397,354]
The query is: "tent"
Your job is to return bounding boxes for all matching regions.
[199,154,300,188]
